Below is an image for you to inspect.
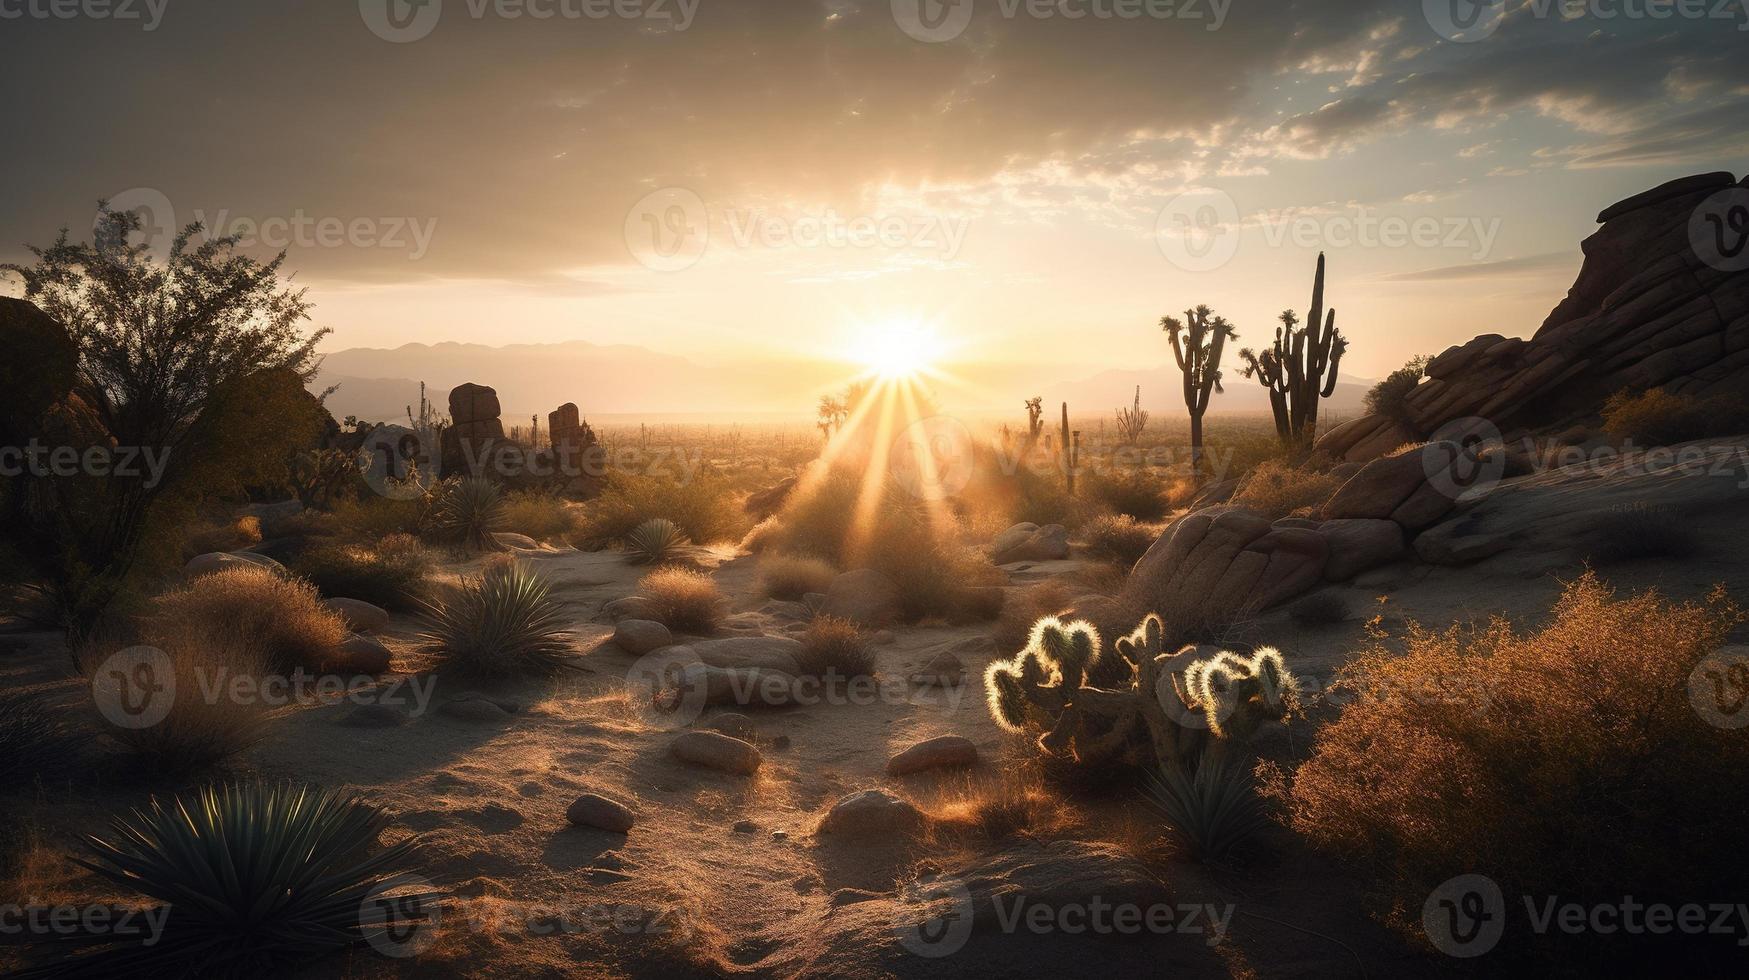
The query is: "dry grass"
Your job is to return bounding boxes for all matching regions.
[1228,458,1344,519]
[1601,387,1749,446]
[289,533,434,610]
[1079,513,1158,568]
[1082,466,1171,521]
[638,567,724,635]
[146,566,347,673]
[924,772,1085,846]
[90,635,271,774]
[796,615,875,680]
[758,554,838,599]
[1278,572,1748,960]
[577,472,746,547]
[499,491,583,542]
[183,515,263,557]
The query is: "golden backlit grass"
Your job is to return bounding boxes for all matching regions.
[148,566,347,672]
[1228,457,1344,519]
[757,553,837,600]
[796,615,874,680]
[638,567,725,635]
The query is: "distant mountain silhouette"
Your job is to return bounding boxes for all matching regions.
[1036,366,1371,419]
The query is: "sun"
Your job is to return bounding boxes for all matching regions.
[849,316,945,379]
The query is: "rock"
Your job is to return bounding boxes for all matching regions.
[909,652,966,687]
[991,523,1070,563]
[759,600,813,622]
[1189,477,1240,508]
[817,789,925,837]
[338,703,407,728]
[745,476,798,520]
[449,382,502,423]
[566,793,636,833]
[820,568,901,627]
[1317,519,1406,581]
[439,697,516,722]
[673,663,796,708]
[1322,443,1458,522]
[731,819,757,834]
[705,712,756,740]
[684,636,804,674]
[1122,507,1273,625]
[230,551,287,574]
[873,629,897,645]
[0,298,79,447]
[327,633,393,675]
[602,596,651,620]
[886,735,978,775]
[492,532,540,550]
[185,551,280,579]
[613,619,673,656]
[323,597,391,633]
[670,731,762,775]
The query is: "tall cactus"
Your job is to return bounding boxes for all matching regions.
[1161,305,1236,476]
[1238,252,1347,446]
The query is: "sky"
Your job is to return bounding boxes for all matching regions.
[2,0,1746,409]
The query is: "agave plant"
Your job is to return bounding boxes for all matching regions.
[22,782,438,978]
[1142,749,1271,862]
[418,562,577,676]
[624,517,688,565]
[432,475,507,551]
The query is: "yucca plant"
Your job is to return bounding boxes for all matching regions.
[624,517,688,565]
[1142,749,1271,862]
[20,782,439,978]
[432,476,507,551]
[418,562,577,676]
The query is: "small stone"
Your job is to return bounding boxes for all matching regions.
[566,793,636,833]
[771,831,789,842]
[327,633,392,675]
[669,731,762,775]
[886,734,979,775]
[731,819,757,834]
[818,789,925,838]
[613,619,673,655]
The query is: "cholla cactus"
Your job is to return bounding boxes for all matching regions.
[1179,646,1297,740]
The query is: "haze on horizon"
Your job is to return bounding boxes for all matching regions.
[4,0,1746,415]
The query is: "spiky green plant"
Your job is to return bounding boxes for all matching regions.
[21,782,438,978]
[1238,252,1347,446]
[1028,616,1101,689]
[417,563,576,676]
[1178,646,1298,740]
[432,475,506,551]
[624,517,688,565]
[985,661,1029,732]
[1142,749,1271,861]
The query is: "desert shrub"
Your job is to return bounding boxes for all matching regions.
[637,567,724,635]
[1083,466,1170,521]
[1363,354,1430,425]
[289,535,433,611]
[797,615,875,680]
[759,553,837,599]
[498,490,581,542]
[1601,387,1749,446]
[1008,465,1093,528]
[1278,573,1748,962]
[30,782,436,977]
[624,517,689,565]
[1288,591,1350,627]
[1228,458,1343,519]
[992,580,1076,655]
[926,773,1082,844]
[418,563,575,677]
[1080,513,1157,567]
[1143,749,1270,862]
[329,493,427,543]
[1588,502,1699,563]
[577,471,744,547]
[147,566,346,673]
[0,694,71,783]
[182,516,263,558]
[431,476,507,551]
[89,639,270,774]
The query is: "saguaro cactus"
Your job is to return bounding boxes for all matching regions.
[1239,252,1347,446]
[1162,305,1236,475]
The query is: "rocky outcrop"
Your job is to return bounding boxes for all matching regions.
[441,382,506,475]
[991,522,1071,564]
[1318,172,1749,462]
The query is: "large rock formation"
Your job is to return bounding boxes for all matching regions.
[440,382,506,475]
[1319,171,1749,462]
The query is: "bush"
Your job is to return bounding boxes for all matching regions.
[182,516,262,558]
[1601,387,1749,446]
[147,566,346,673]
[637,567,724,635]
[577,471,744,548]
[1080,514,1157,567]
[624,517,689,565]
[1228,458,1344,519]
[499,490,581,542]
[431,476,507,551]
[1588,502,1699,563]
[1277,573,1748,962]
[758,553,837,599]
[89,639,269,774]
[1083,466,1170,521]
[1288,591,1350,627]
[797,615,875,680]
[1143,749,1270,862]
[328,493,426,543]
[34,782,435,977]
[418,563,575,677]
[289,535,433,611]
[925,772,1082,845]
[1363,354,1430,424]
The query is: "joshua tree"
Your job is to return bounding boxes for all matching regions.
[1238,253,1347,446]
[816,393,847,436]
[1115,385,1149,445]
[1161,305,1236,475]
[1023,396,1045,447]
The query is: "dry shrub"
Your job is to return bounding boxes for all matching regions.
[1080,513,1158,568]
[289,534,433,610]
[1082,466,1170,521]
[329,493,426,543]
[1280,572,1748,962]
[759,553,837,599]
[147,566,347,673]
[992,580,1076,655]
[183,515,263,557]
[925,772,1083,846]
[577,472,745,547]
[1601,387,1749,446]
[90,636,270,773]
[499,491,582,542]
[638,567,724,635]
[1228,458,1344,519]
[797,615,874,679]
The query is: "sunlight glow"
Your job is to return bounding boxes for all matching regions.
[849,316,945,379]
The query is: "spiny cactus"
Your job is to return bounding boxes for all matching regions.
[1238,252,1347,446]
[1115,385,1149,445]
[1162,305,1237,475]
[1179,646,1297,740]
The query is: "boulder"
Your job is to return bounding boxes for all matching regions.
[1122,508,1273,624]
[1317,519,1406,581]
[1321,443,1459,522]
[613,619,673,656]
[685,636,805,674]
[991,523,1070,563]
[323,597,391,633]
[186,551,281,579]
[602,596,651,620]
[492,532,541,550]
[0,298,78,447]
[566,793,636,833]
[820,568,901,626]
[328,633,393,675]
[670,731,762,775]
[886,735,978,775]
[448,382,501,423]
[672,663,797,708]
[705,712,757,740]
[817,789,925,837]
